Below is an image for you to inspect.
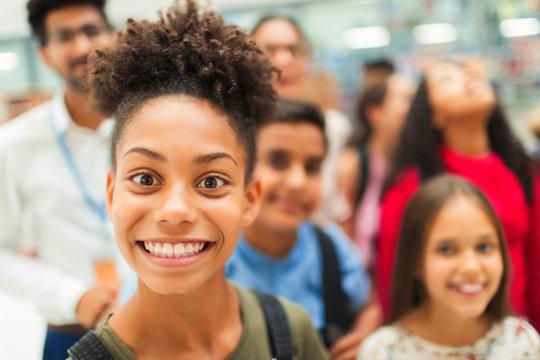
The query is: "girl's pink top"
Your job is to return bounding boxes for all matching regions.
[353,153,387,269]
[376,145,540,330]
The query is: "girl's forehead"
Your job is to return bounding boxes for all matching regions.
[117,96,244,161]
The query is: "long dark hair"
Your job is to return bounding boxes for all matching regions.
[384,78,534,203]
[389,175,511,323]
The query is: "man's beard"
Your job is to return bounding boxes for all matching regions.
[67,56,90,93]
[67,75,90,93]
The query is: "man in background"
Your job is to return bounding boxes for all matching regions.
[252,16,352,226]
[0,1,120,358]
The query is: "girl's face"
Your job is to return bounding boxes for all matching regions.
[106,96,260,295]
[420,195,503,321]
[252,121,325,233]
[426,62,496,126]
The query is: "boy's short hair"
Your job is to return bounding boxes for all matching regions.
[27,0,109,45]
[262,98,326,149]
[269,98,325,131]
[364,58,395,73]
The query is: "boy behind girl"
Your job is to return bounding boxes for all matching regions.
[226,99,375,360]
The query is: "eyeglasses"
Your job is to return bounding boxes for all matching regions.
[46,23,110,45]
[262,43,309,57]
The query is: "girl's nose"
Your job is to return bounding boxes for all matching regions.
[460,249,482,273]
[154,183,198,226]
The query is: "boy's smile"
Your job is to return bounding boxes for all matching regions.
[106,95,259,295]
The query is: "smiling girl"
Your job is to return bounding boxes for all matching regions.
[376,60,540,330]
[358,175,540,359]
[66,1,326,359]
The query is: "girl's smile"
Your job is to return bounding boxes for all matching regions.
[138,239,215,268]
[106,95,260,295]
[421,195,503,320]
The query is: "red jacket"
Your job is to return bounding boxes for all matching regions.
[376,145,540,330]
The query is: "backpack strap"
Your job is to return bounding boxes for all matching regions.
[314,226,352,346]
[354,143,370,206]
[67,330,115,360]
[254,291,293,360]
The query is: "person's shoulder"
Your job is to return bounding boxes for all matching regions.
[237,284,314,330]
[236,285,327,359]
[276,296,328,359]
[357,324,403,360]
[390,167,420,190]
[276,294,315,327]
[497,316,540,347]
[381,167,420,205]
[0,100,52,146]
[90,315,137,360]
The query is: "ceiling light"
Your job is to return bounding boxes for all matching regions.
[412,23,457,45]
[0,53,18,71]
[343,26,390,49]
[499,18,540,38]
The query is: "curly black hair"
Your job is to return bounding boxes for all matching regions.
[384,79,534,203]
[27,0,109,45]
[90,0,277,178]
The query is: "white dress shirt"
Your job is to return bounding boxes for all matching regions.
[311,108,352,225]
[0,92,120,325]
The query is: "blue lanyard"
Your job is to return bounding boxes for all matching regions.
[49,106,108,224]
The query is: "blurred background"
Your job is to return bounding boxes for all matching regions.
[2,0,540,146]
[1,0,540,358]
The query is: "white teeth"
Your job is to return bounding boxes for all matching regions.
[457,284,483,294]
[162,243,173,257]
[143,241,207,258]
[174,243,185,257]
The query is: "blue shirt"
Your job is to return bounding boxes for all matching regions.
[225,222,370,330]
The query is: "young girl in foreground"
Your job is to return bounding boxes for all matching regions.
[67,1,326,359]
[358,175,540,359]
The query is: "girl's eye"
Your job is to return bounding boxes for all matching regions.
[197,176,226,189]
[477,242,495,253]
[132,173,161,186]
[437,245,455,256]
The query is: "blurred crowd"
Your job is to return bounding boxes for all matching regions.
[1,1,539,359]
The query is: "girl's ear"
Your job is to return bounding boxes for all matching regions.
[242,176,262,227]
[106,169,115,221]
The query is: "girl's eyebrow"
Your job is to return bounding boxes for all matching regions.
[122,148,237,166]
[193,152,238,166]
[123,147,166,162]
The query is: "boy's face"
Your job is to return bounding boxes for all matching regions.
[106,96,260,295]
[253,121,325,233]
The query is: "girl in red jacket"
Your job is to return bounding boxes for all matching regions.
[376,60,540,331]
